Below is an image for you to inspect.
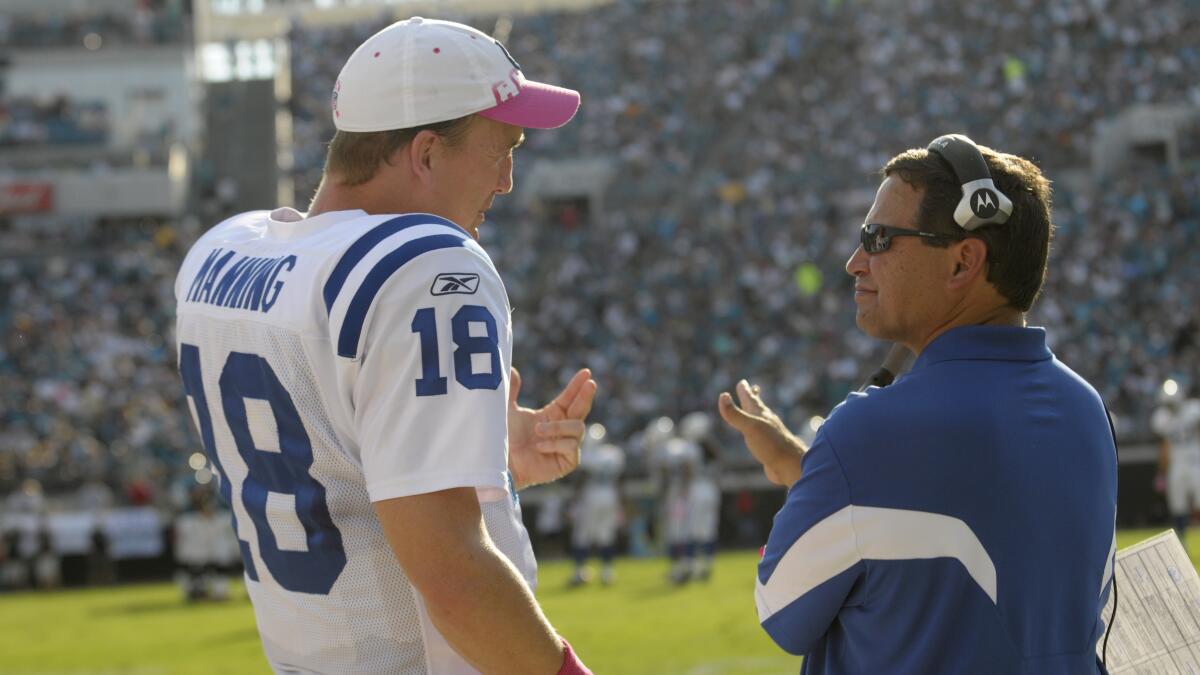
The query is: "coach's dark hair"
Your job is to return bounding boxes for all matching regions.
[883,145,1053,312]
[324,115,475,186]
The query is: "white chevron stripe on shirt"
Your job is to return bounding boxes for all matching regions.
[1100,526,1115,598]
[756,506,998,623]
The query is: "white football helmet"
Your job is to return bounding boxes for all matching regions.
[661,437,701,469]
[641,416,675,453]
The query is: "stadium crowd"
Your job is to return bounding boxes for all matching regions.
[0,217,200,500]
[0,96,110,147]
[0,0,188,50]
[2,0,1199,505]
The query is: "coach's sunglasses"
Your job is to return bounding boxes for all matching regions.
[859,222,963,254]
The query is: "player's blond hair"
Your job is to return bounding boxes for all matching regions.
[323,115,474,186]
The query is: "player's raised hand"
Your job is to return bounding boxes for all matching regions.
[718,379,805,487]
[508,367,598,491]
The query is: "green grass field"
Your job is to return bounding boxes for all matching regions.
[0,529,1181,674]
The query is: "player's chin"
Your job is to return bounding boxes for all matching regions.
[463,213,483,239]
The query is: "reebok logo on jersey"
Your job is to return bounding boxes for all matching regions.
[430,273,480,296]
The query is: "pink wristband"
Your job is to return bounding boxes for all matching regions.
[556,638,592,675]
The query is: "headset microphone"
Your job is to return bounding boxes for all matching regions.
[861,343,913,391]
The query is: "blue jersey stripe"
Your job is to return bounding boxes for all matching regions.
[322,213,467,313]
[336,234,468,359]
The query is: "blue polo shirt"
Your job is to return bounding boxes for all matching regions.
[756,326,1117,674]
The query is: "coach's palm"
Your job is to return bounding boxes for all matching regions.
[507,367,598,491]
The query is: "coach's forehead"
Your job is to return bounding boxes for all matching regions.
[866,176,922,229]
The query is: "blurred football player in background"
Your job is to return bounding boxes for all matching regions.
[678,411,722,582]
[652,419,708,585]
[1153,378,1200,540]
[642,417,684,581]
[533,483,569,559]
[174,486,238,601]
[32,526,61,590]
[568,423,625,586]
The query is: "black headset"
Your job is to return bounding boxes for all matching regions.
[926,134,1013,231]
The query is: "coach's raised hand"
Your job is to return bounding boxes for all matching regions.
[718,379,806,487]
[508,367,598,490]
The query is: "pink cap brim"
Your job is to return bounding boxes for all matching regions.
[478,80,580,129]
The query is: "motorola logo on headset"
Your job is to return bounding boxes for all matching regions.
[970,188,1000,219]
[927,134,1013,231]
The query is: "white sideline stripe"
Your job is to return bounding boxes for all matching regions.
[755,506,998,623]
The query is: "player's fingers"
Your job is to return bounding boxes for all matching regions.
[551,368,592,414]
[564,378,597,421]
[509,366,522,408]
[536,419,586,441]
[536,437,584,458]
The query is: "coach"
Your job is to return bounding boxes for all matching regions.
[718,135,1117,674]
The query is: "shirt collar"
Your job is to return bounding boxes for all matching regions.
[910,325,1051,371]
[266,208,367,239]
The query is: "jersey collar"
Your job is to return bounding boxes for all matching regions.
[911,325,1052,372]
[267,208,368,239]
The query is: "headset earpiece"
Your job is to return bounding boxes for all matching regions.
[927,134,1013,231]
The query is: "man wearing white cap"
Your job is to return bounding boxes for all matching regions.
[174,17,594,674]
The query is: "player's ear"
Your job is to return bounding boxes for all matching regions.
[407,129,440,184]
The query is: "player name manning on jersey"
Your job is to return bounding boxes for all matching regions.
[184,248,297,313]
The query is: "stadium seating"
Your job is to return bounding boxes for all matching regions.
[1,0,1197,506]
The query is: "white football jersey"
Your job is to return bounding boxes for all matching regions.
[576,443,624,521]
[1153,400,1200,456]
[174,207,534,674]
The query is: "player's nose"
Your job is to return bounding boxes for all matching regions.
[495,156,514,195]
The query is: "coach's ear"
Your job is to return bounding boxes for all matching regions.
[406,129,441,184]
[947,237,988,290]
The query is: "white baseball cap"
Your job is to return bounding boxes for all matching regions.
[332,17,581,132]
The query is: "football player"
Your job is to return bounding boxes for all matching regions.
[568,424,625,586]
[679,411,721,581]
[1153,379,1200,540]
[174,18,594,674]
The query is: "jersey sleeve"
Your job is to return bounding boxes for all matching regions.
[328,240,512,503]
[755,427,863,656]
